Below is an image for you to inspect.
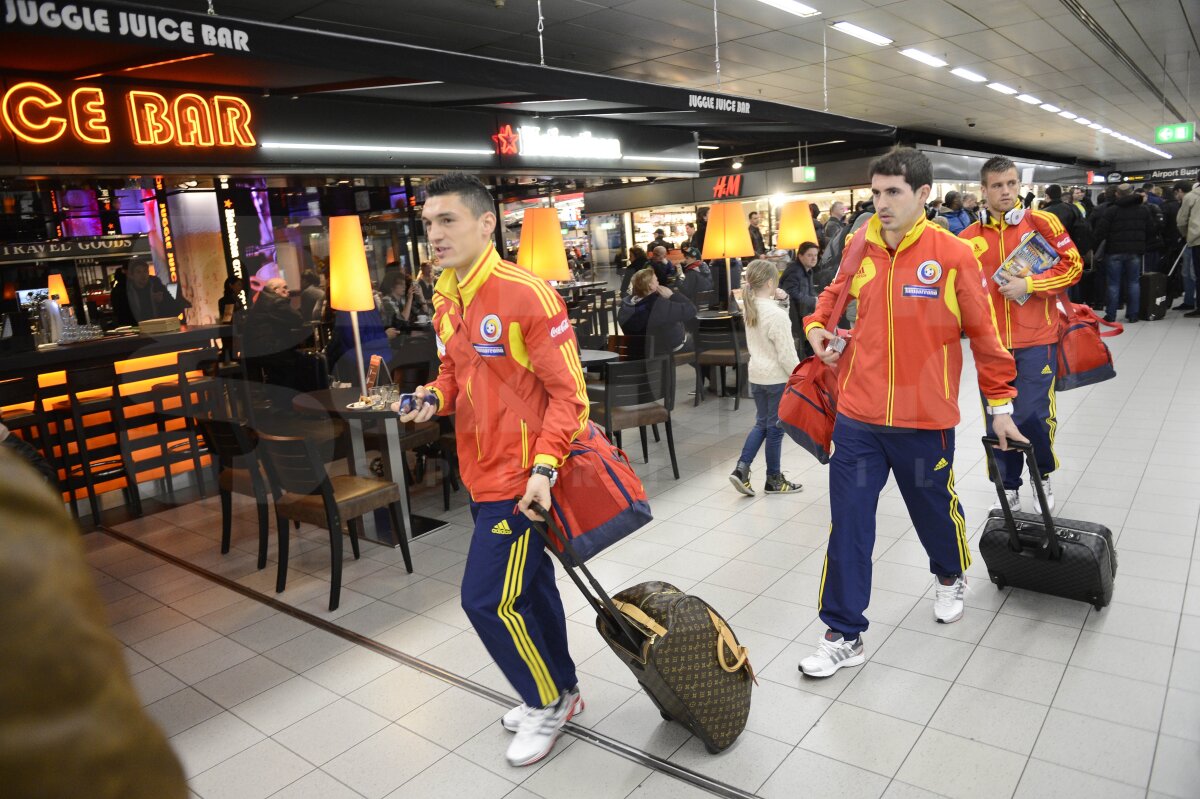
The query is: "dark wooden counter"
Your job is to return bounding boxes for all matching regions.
[0,325,229,378]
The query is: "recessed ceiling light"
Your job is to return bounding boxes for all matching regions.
[1059,111,1078,119]
[830,21,893,46]
[1099,127,1112,134]
[1074,117,1091,125]
[899,48,947,67]
[1108,130,1122,137]
[950,67,987,82]
[1039,103,1061,112]
[754,0,821,17]
[1016,94,1041,104]
[987,82,1018,95]
[732,160,744,170]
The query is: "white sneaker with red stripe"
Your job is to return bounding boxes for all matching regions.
[504,688,579,767]
[501,685,583,732]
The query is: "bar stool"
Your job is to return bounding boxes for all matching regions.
[0,375,56,468]
[149,347,221,501]
[53,364,143,524]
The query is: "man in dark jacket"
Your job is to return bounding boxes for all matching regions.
[939,191,973,235]
[748,211,766,256]
[1164,180,1194,311]
[617,267,696,358]
[648,246,676,286]
[780,242,821,319]
[111,256,188,326]
[676,247,713,304]
[649,229,673,252]
[1043,184,1093,304]
[243,277,316,387]
[1091,183,1157,323]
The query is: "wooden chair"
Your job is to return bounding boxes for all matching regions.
[0,375,56,470]
[149,346,222,501]
[257,432,414,612]
[692,316,749,410]
[589,356,679,479]
[52,364,143,523]
[194,416,271,569]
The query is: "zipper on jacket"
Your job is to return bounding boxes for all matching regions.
[942,344,949,399]
[885,250,897,425]
[997,219,1012,348]
[841,343,858,391]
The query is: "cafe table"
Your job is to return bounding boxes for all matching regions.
[578,348,619,370]
[293,387,447,546]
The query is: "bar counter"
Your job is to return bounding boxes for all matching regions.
[0,325,230,378]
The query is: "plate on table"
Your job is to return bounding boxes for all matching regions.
[346,401,373,410]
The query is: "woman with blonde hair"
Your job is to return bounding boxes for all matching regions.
[616,267,696,360]
[729,259,803,495]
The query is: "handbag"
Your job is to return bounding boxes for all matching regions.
[445,307,652,560]
[778,228,868,463]
[1055,300,1121,391]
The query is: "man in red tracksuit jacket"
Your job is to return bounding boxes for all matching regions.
[961,156,1083,514]
[800,148,1023,678]
[399,173,590,767]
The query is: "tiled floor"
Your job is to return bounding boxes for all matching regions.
[85,310,1200,799]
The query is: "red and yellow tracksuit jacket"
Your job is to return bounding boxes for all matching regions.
[426,246,589,502]
[960,206,1083,349]
[803,214,1017,430]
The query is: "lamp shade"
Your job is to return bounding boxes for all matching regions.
[700,202,755,261]
[776,201,819,250]
[328,215,374,311]
[517,207,571,282]
[47,273,69,305]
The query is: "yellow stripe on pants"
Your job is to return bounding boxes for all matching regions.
[497,532,558,706]
[946,469,971,571]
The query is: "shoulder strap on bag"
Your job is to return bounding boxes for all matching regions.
[825,227,869,332]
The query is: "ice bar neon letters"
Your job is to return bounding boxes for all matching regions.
[0,81,255,148]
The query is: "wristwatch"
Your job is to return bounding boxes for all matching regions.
[987,403,1013,416]
[530,464,558,487]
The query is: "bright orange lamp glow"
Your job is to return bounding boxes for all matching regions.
[47,273,69,305]
[776,201,819,250]
[328,214,374,396]
[700,202,755,261]
[517,207,571,282]
[329,215,374,311]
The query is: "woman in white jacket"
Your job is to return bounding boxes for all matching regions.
[729,260,804,496]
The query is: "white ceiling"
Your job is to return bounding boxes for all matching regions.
[158,0,1200,165]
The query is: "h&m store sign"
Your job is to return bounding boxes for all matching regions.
[0,81,255,149]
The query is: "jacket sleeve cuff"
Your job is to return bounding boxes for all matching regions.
[804,321,824,336]
[427,386,446,413]
[532,453,561,468]
[1024,276,1036,293]
[986,396,1015,407]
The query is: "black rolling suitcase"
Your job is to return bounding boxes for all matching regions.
[979,437,1117,610]
[529,506,753,753]
[1140,271,1168,320]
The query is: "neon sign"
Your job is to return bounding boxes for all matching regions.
[492,123,622,159]
[713,175,742,199]
[0,81,256,148]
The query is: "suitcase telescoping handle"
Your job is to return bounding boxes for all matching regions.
[981,437,1062,559]
[525,502,644,656]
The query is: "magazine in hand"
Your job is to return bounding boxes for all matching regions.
[992,231,1060,305]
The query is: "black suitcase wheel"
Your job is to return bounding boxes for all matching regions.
[704,742,722,755]
[1093,602,1105,611]
[660,711,673,721]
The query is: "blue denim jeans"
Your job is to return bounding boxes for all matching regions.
[738,383,786,475]
[1105,253,1142,321]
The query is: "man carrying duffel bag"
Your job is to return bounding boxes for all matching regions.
[800,148,1025,677]
[398,173,597,767]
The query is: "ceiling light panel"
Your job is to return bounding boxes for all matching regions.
[1039,103,1060,112]
[899,48,947,67]
[830,21,893,47]
[755,0,821,18]
[1059,111,1077,119]
[987,82,1018,95]
[950,68,987,82]
[1016,94,1041,104]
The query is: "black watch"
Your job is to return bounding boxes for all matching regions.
[530,464,558,487]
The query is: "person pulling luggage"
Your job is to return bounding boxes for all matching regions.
[398,173,590,767]
[800,148,1024,678]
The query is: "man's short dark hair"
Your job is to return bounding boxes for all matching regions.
[1174,180,1192,195]
[798,242,819,256]
[1115,182,1133,197]
[980,156,1017,184]
[944,190,960,206]
[424,172,494,218]
[300,270,320,288]
[1046,184,1063,201]
[868,147,933,194]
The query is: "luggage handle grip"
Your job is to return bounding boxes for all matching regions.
[980,437,1061,559]
[525,501,644,656]
[708,608,757,684]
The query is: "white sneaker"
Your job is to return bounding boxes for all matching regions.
[1030,478,1054,514]
[990,489,1020,513]
[933,576,966,624]
[501,685,583,733]
[505,690,575,767]
[799,631,865,678]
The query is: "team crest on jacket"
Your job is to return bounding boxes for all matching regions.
[916,260,943,285]
[480,314,502,343]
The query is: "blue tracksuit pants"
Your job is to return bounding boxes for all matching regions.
[984,344,1058,490]
[820,415,971,640]
[461,500,577,708]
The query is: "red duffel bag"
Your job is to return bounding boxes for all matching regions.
[778,230,867,464]
[1055,300,1121,391]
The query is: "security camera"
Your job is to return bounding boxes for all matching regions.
[966,118,977,128]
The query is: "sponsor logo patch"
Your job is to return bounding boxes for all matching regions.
[969,236,989,258]
[902,284,939,299]
[934,457,949,471]
[916,260,943,285]
[479,313,502,343]
[1055,235,1072,249]
[474,343,505,357]
[1041,364,1052,375]
[491,519,513,535]
[549,315,570,340]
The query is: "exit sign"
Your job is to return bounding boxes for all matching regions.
[792,165,817,182]
[1154,122,1195,144]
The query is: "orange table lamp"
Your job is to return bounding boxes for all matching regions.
[776,201,819,250]
[517,207,571,282]
[329,214,375,396]
[47,273,69,305]
[701,202,756,309]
